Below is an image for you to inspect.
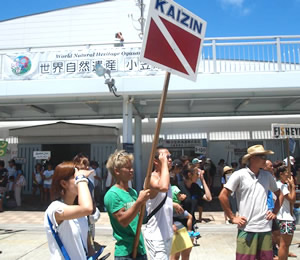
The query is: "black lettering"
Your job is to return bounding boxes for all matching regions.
[189,17,194,29]
[166,5,175,19]
[180,11,189,27]
[291,128,295,136]
[155,0,167,14]
[285,128,290,135]
[273,127,280,138]
[176,9,181,21]
[193,20,203,34]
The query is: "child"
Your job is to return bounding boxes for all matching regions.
[43,163,54,203]
[171,177,200,238]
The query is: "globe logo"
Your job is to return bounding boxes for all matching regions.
[11,56,32,75]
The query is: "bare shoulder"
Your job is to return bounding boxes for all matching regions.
[149,172,160,199]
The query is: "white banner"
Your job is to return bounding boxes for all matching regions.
[2,47,163,80]
[272,123,300,139]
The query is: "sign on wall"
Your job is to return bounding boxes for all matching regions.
[33,151,51,160]
[272,123,300,139]
[195,146,207,154]
[140,0,207,81]
[2,47,164,80]
[161,138,207,148]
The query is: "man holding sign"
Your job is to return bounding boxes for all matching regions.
[144,147,179,259]
[134,0,207,258]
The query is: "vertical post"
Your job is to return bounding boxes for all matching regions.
[212,39,217,73]
[134,115,143,191]
[276,37,282,72]
[286,138,291,175]
[123,95,133,144]
[132,72,171,258]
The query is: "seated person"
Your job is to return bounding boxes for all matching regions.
[171,177,199,238]
[178,167,212,221]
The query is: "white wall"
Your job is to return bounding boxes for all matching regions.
[0,0,146,49]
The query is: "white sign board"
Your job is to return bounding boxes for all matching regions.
[195,146,207,154]
[141,0,207,81]
[33,151,51,160]
[272,124,300,139]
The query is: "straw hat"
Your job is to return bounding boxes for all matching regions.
[223,166,233,173]
[242,145,274,164]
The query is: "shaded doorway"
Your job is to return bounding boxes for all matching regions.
[42,144,90,167]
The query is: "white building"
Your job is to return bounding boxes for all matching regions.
[0,0,300,191]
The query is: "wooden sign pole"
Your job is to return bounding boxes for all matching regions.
[286,137,291,175]
[132,72,171,259]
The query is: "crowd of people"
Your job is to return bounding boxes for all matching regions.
[42,147,215,260]
[0,144,298,260]
[219,146,298,260]
[0,159,26,211]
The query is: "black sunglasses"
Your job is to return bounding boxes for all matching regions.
[255,155,267,160]
[154,154,172,160]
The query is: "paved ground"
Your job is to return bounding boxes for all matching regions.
[1,210,300,260]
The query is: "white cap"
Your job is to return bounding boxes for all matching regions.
[283,156,295,166]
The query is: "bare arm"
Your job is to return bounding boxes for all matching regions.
[272,189,281,215]
[113,189,150,227]
[285,177,296,203]
[200,171,212,201]
[173,202,184,214]
[55,169,94,224]
[149,154,170,194]
[219,187,247,227]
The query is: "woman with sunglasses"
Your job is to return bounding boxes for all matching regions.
[104,150,150,260]
[275,165,296,260]
[44,162,95,259]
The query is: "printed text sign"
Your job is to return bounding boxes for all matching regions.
[141,0,207,81]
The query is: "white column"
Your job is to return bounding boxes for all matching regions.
[134,115,142,191]
[122,95,133,144]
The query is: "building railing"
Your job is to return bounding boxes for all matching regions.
[201,35,300,73]
[0,35,300,75]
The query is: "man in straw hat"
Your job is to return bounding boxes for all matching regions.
[219,145,281,260]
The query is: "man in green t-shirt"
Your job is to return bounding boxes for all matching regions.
[104,150,150,260]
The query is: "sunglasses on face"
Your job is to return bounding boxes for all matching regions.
[154,154,172,160]
[255,155,267,160]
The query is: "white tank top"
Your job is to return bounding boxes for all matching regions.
[144,184,173,241]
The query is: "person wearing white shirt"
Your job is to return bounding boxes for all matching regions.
[275,165,296,260]
[44,162,94,259]
[43,163,54,204]
[219,145,280,260]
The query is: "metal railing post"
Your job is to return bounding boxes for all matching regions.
[276,37,282,72]
[212,39,217,73]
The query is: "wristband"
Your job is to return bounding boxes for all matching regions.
[75,175,88,185]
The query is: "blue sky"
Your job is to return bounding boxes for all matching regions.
[1,0,300,37]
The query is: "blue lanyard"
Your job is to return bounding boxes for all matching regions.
[47,215,104,260]
[47,215,71,260]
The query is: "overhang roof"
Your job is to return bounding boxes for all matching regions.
[9,121,119,137]
[0,71,300,121]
